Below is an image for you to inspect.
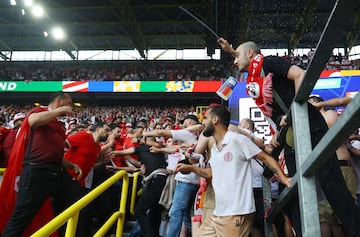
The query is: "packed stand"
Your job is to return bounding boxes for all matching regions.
[281,50,359,70]
[1,92,360,237]
[0,60,228,82]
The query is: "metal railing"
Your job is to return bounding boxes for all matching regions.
[31,170,129,237]
[265,1,360,236]
[129,172,140,217]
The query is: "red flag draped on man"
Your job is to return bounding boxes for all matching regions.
[0,108,57,236]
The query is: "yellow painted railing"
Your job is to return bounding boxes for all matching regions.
[129,172,140,217]
[0,168,5,186]
[31,170,129,237]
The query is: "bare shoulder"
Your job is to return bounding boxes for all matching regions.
[323,109,338,127]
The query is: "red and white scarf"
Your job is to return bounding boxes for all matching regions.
[246,54,277,133]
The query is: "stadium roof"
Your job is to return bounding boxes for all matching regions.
[1,0,359,60]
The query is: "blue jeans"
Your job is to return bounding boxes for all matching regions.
[167,181,199,237]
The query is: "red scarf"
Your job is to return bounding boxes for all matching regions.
[246,54,274,117]
[246,54,277,134]
[0,107,57,236]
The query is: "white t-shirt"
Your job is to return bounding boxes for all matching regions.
[167,152,182,172]
[251,159,264,188]
[171,129,199,184]
[210,131,262,216]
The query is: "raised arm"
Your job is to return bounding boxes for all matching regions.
[175,164,212,179]
[143,129,172,138]
[150,145,179,154]
[314,97,352,109]
[28,106,72,128]
[217,37,237,58]
[113,147,136,157]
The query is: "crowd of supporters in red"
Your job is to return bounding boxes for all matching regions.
[0,104,199,130]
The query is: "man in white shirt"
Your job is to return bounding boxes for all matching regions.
[143,114,200,237]
[176,105,291,237]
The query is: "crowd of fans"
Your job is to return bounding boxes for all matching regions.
[0,60,228,82]
[281,51,358,70]
[0,52,358,82]
[0,104,200,130]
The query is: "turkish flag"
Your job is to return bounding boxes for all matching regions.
[0,108,57,236]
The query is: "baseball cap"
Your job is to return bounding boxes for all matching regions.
[14,113,26,122]
[184,114,199,124]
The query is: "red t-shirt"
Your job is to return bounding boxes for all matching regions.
[0,127,10,166]
[24,107,66,166]
[111,137,127,167]
[1,128,18,167]
[64,131,101,186]
[123,136,139,161]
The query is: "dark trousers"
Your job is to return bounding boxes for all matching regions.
[284,105,360,237]
[253,188,265,236]
[2,165,89,237]
[135,175,166,237]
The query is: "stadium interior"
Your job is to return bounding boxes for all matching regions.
[0,0,359,105]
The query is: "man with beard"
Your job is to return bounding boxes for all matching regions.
[64,121,114,187]
[176,105,291,237]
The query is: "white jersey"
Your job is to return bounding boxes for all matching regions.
[171,129,199,184]
[210,131,262,216]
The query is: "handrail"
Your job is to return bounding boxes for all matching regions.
[31,170,129,237]
[129,172,140,217]
[0,168,5,186]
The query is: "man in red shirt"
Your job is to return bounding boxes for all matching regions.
[64,122,114,187]
[110,126,125,167]
[0,92,89,237]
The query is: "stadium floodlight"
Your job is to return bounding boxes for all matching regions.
[10,0,16,6]
[31,5,44,18]
[51,27,65,40]
[43,31,48,37]
[23,0,32,7]
[21,8,25,15]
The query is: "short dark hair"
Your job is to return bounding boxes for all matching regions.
[207,105,230,127]
[90,121,106,132]
[308,95,324,103]
[49,92,69,104]
[110,123,120,130]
